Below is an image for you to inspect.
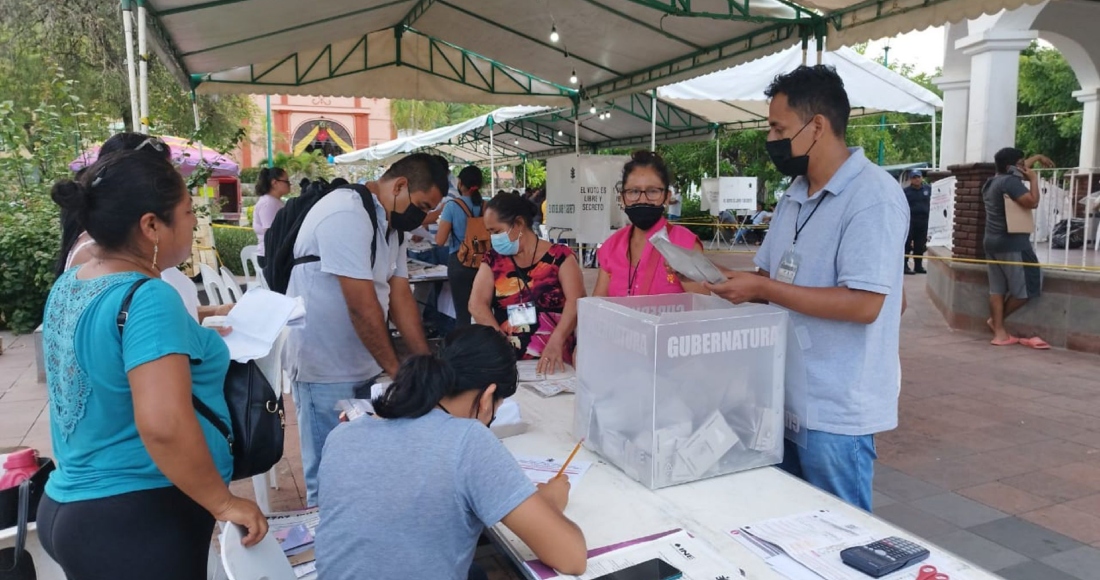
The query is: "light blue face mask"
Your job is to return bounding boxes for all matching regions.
[491,228,520,255]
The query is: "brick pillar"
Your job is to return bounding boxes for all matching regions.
[948,163,996,259]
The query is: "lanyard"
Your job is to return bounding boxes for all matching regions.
[508,240,540,299]
[626,227,643,296]
[793,194,827,245]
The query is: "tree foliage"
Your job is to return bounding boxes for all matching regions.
[1016,43,1082,168]
[0,0,255,152]
[390,100,496,133]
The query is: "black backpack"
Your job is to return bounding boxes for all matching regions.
[262,183,384,293]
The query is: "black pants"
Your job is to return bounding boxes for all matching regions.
[906,214,929,269]
[38,486,215,580]
[447,252,480,328]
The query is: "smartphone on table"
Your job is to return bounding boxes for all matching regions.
[592,558,683,580]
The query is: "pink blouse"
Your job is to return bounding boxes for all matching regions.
[597,217,701,297]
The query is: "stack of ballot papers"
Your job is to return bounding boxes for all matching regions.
[267,508,320,579]
[517,361,577,397]
[220,289,304,362]
[731,510,978,580]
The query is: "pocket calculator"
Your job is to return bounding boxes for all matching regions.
[840,536,930,577]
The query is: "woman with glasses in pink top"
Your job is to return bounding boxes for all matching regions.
[593,151,706,298]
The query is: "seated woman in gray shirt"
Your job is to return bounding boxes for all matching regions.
[316,325,587,579]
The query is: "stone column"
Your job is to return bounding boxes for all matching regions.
[1074,87,1100,170]
[957,29,1037,163]
[949,163,997,259]
[935,78,970,168]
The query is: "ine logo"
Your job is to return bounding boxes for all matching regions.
[672,542,696,561]
[570,167,576,180]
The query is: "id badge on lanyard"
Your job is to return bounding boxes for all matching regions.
[507,302,538,327]
[777,247,800,284]
[778,194,826,285]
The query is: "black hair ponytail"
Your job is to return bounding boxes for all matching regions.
[373,325,518,420]
[458,165,484,207]
[52,181,91,277]
[373,355,456,419]
[255,166,286,196]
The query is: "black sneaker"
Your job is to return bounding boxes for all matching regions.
[914,267,927,274]
[904,267,915,275]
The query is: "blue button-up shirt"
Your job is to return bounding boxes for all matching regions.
[755,148,909,436]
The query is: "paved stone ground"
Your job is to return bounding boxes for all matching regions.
[4,253,1100,580]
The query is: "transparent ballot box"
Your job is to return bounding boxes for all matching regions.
[574,294,787,489]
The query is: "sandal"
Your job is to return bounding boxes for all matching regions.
[991,336,1019,346]
[1019,336,1051,350]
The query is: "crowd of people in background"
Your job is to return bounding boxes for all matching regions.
[35,62,1065,580]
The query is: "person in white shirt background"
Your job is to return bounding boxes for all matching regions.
[252,166,292,268]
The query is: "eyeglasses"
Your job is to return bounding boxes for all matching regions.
[618,187,667,203]
[134,137,167,153]
[275,179,291,185]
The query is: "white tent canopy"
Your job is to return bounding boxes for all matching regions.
[658,44,943,127]
[336,94,715,166]
[145,0,1043,107]
[335,106,546,165]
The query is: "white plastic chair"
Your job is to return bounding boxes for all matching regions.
[251,328,289,514]
[199,263,230,306]
[220,267,245,303]
[219,521,295,580]
[240,245,267,290]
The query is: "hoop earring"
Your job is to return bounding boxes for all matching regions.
[152,236,159,271]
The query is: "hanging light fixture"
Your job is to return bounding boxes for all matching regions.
[590,105,597,115]
[605,110,611,120]
[550,25,559,43]
[569,69,578,84]
[557,130,564,136]
[514,140,520,146]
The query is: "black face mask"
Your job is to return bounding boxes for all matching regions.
[390,187,426,232]
[624,204,665,231]
[766,120,818,177]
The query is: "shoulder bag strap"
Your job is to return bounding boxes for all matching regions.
[117,278,233,449]
[451,198,474,244]
[0,480,30,572]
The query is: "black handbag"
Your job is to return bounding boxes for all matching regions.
[118,278,285,481]
[0,458,53,530]
[0,481,36,580]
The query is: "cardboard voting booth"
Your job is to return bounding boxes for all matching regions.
[700,177,759,215]
[546,154,630,244]
[574,294,787,489]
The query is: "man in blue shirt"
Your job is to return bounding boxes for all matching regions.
[903,170,931,274]
[705,66,908,511]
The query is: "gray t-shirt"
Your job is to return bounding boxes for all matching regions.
[982,173,1033,253]
[285,188,409,383]
[315,410,536,580]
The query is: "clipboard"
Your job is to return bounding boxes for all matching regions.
[1004,194,1035,234]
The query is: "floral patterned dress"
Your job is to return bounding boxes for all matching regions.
[482,243,576,363]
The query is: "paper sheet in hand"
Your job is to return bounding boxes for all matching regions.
[733,510,979,580]
[649,228,725,284]
[531,529,742,580]
[220,288,299,362]
[517,360,575,382]
[516,455,591,488]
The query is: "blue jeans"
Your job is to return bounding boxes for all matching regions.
[292,379,374,506]
[779,430,877,511]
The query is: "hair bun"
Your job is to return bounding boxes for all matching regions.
[51,179,89,214]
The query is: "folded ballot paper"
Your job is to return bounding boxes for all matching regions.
[219,289,304,362]
[649,228,726,284]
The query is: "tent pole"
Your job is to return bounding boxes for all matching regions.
[650,89,657,152]
[574,116,580,155]
[489,118,496,193]
[265,95,273,167]
[801,36,808,66]
[122,0,139,132]
[715,136,720,177]
[816,36,824,65]
[931,110,938,169]
[137,0,149,132]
